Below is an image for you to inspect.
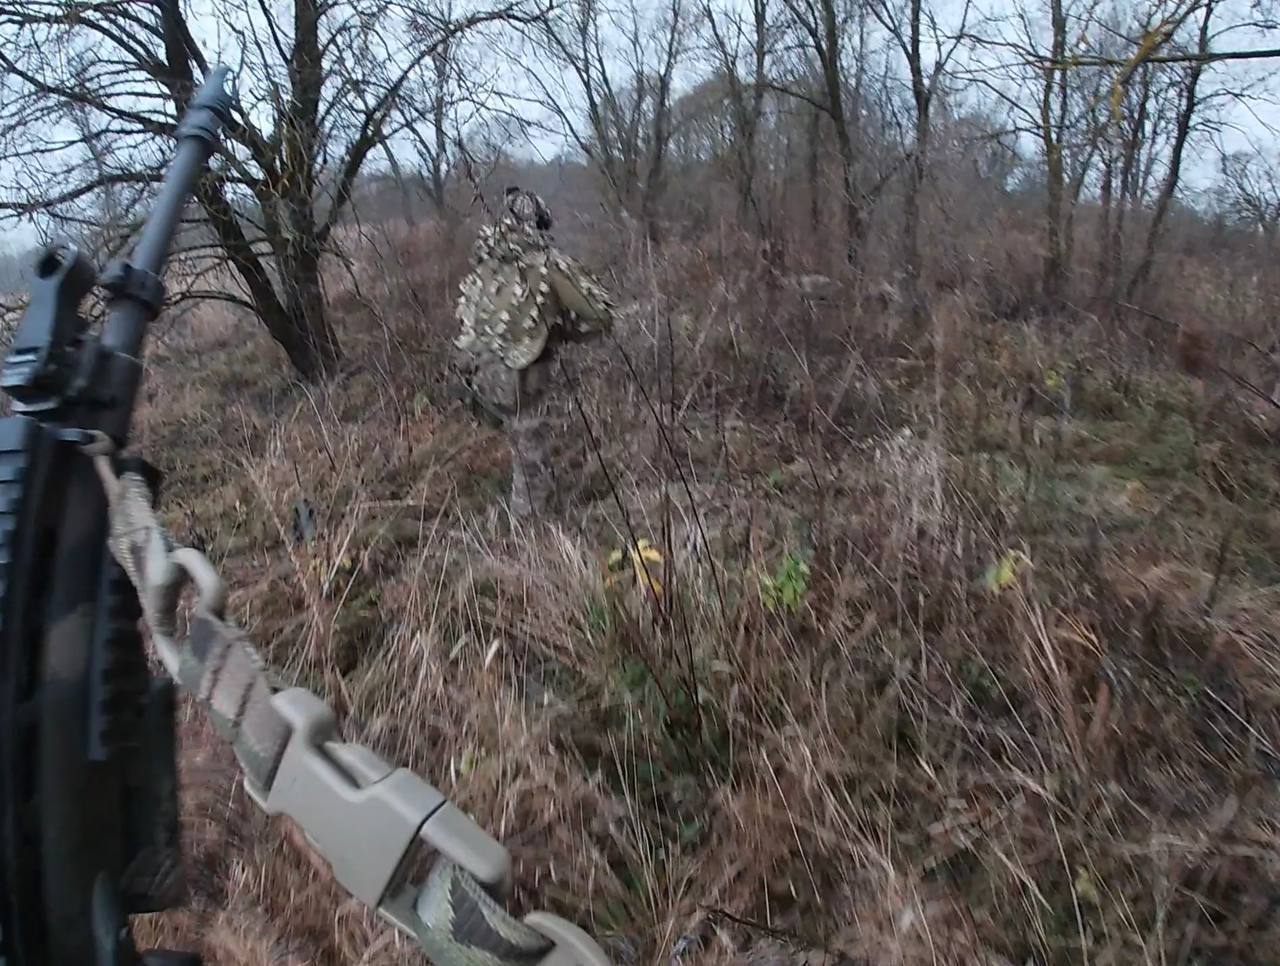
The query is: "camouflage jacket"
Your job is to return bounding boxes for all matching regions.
[454,206,617,371]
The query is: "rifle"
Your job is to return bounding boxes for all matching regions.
[0,68,609,965]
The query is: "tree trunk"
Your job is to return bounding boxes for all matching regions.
[641,0,681,248]
[901,151,925,327]
[744,0,767,238]
[818,0,862,268]
[707,0,767,240]
[197,183,339,378]
[282,244,342,377]
[259,0,343,377]
[1110,70,1149,305]
[808,103,821,236]
[641,187,664,246]
[902,0,928,328]
[839,150,865,270]
[1039,0,1068,302]
[1043,130,1065,301]
[1126,0,1214,300]
[428,45,451,218]
[1097,143,1115,299]
[731,75,765,239]
[736,134,761,234]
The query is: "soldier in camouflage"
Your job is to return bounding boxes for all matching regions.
[454,187,617,518]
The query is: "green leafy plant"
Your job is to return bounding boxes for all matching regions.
[759,553,811,613]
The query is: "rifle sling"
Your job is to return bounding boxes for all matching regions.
[99,465,561,966]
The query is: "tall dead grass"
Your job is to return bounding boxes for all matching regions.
[131,217,1280,965]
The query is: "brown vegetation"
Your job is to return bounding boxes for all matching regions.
[121,195,1280,963]
[2,0,1278,960]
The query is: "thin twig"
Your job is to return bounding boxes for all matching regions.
[561,356,703,774]
[1117,300,1280,413]
[607,331,730,617]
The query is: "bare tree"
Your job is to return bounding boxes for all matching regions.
[528,0,689,245]
[420,43,461,220]
[774,0,872,267]
[394,2,509,228]
[0,0,537,377]
[869,0,969,325]
[1220,147,1280,245]
[1125,0,1217,298]
[1020,0,1276,303]
[703,0,773,239]
[374,39,461,229]
[961,0,1111,302]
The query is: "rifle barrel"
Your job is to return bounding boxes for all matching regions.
[101,66,233,362]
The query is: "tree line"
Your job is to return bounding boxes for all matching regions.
[0,0,1275,377]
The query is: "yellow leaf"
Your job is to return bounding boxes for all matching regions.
[456,747,479,777]
[1074,866,1101,906]
[628,538,664,598]
[632,539,662,560]
[604,538,666,598]
[983,549,1030,594]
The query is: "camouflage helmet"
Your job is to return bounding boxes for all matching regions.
[505,186,553,231]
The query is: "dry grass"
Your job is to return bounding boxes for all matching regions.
[131,220,1280,965]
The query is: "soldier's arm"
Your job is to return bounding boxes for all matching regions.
[546,254,617,341]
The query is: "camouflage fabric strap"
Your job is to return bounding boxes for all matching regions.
[93,458,606,966]
[403,862,558,966]
[96,465,290,790]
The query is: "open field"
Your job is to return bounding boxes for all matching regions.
[124,216,1280,965]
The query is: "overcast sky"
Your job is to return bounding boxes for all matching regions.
[0,0,1274,260]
